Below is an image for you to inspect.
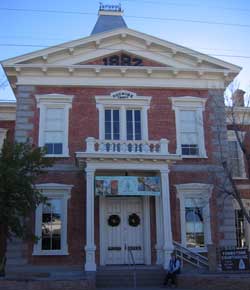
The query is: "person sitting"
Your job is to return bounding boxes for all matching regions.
[163,252,181,288]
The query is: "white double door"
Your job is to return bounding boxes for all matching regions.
[104,197,144,265]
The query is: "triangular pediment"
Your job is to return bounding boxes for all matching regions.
[78,51,169,67]
[2,28,241,74]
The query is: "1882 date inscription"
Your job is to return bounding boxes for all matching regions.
[103,54,143,66]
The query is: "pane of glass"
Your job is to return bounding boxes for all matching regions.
[126,110,132,121]
[54,143,63,154]
[45,143,53,154]
[113,110,119,122]
[42,237,51,250]
[105,121,111,140]
[134,110,141,121]
[105,110,111,121]
[41,199,61,251]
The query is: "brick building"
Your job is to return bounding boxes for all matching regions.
[1,6,247,273]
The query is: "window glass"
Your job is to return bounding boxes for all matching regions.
[126,110,142,141]
[44,108,64,155]
[180,110,199,155]
[185,198,205,247]
[42,199,61,250]
[235,209,246,248]
[228,141,243,177]
[105,109,120,140]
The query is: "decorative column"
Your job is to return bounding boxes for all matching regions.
[84,167,96,271]
[155,193,163,264]
[161,167,174,269]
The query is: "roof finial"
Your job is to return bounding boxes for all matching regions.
[99,2,123,14]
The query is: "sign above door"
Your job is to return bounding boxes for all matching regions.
[95,176,160,196]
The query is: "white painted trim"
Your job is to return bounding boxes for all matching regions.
[36,94,73,157]
[15,75,227,89]
[95,91,151,141]
[175,183,213,249]
[171,96,207,158]
[143,196,151,265]
[155,194,164,265]
[33,183,73,256]
[233,199,250,249]
[2,28,241,72]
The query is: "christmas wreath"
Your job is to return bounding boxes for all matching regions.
[128,213,140,227]
[108,215,121,227]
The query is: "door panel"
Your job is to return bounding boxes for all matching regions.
[105,198,144,265]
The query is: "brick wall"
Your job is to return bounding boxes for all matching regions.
[14,85,234,265]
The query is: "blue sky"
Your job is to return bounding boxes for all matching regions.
[0,0,250,100]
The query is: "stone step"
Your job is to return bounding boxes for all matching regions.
[6,258,28,266]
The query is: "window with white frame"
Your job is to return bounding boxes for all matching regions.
[171,96,207,157]
[126,109,142,140]
[233,199,250,249]
[104,109,120,140]
[33,183,72,256]
[227,131,246,178]
[36,94,73,157]
[176,183,212,251]
[180,110,199,156]
[96,91,150,141]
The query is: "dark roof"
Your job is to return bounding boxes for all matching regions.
[91,14,127,35]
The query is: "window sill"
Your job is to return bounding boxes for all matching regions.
[32,250,69,256]
[44,154,70,158]
[182,155,208,159]
[232,177,248,180]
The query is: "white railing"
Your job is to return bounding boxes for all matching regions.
[85,137,169,155]
[173,241,209,269]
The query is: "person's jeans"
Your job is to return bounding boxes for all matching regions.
[163,271,178,286]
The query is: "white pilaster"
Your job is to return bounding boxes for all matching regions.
[155,194,164,264]
[97,104,105,140]
[161,168,174,269]
[142,106,149,140]
[85,167,96,271]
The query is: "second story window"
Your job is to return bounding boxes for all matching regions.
[36,94,73,157]
[96,91,151,141]
[126,109,141,140]
[44,108,64,155]
[105,109,120,140]
[171,96,207,158]
[180,110,199,156]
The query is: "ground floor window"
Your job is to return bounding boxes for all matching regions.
[33,183,72,256]
[235,209,248,248]
[42,199,62,250]
[185,199,205,248]
[176,183,213,251]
